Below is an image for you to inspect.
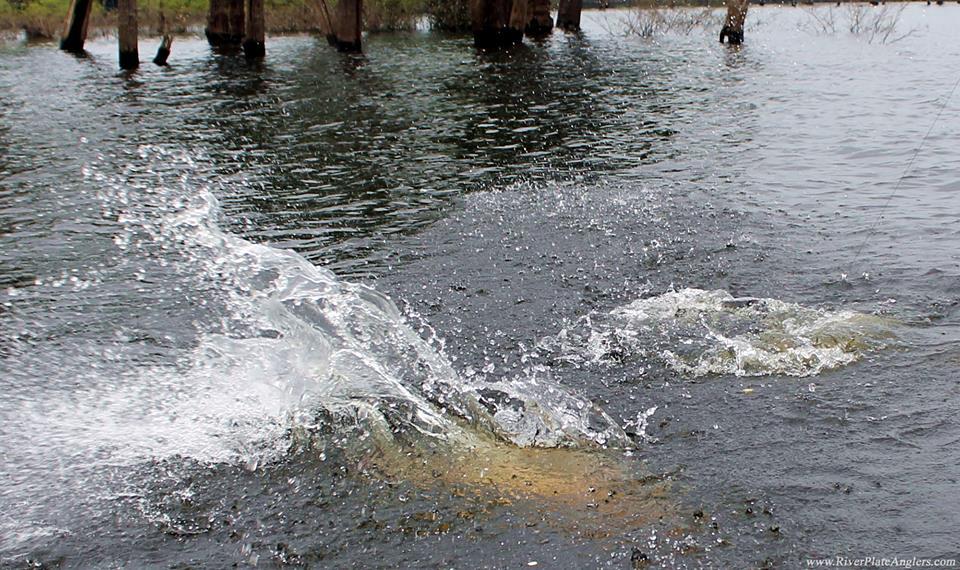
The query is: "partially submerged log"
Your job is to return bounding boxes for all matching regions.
[243,0,266,58]
[60,0,94,52]
[118,0,139,69]
[334,0,362,52]
[556,0,583,32]
[719,0,749,44]
[525,0,553,37]
[471,0,522,49]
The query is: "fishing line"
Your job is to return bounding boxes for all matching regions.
[845,72,960,279]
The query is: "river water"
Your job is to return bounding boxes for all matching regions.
[2,4,959,568]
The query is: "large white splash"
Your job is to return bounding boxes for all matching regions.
[62,152,629,469]
[0,151,628,559]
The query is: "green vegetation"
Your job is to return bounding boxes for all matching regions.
[425,0,470,31]
[263,0,323,34]
[0,0,471,39]
[1,0,102,38]
[364,0,422,31]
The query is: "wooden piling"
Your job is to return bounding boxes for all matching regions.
[471,0,520,49]
[719,0,749,44]
[206,0,244,47]
[334,0,362,52]
[525,0,553,36]
[118,0,139,69]
[556,0,582,31]
[243,0,266,58]
[60,0,94,52]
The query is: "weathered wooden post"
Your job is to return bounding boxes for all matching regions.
[242,0,265,57]
[206,0,244,46]
[556,0,582,31]
[60,0,94,52]
[118,0,139,69]
[719,0,749,44]
[525,0,553,36]
[471,0,522,48]
[333,0,362,52]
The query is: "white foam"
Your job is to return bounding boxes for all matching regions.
[544,288,895,378]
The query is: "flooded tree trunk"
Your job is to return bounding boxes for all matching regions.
[206,0,229,45]
[118,0,139,69]
[719,0,749,44]
[508,0,528,42]
[228,0,245,43]
[556,0,582,31]
[525,0,553,36]
[60,0,93,52]
[206,0,245,47]
[316,0,337,46]
[334,0,362,52]
[242,0,266,58]
[471,0,521,49]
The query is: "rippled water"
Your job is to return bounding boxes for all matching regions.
[2,5,960,568]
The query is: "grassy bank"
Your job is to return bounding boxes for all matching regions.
[0,0,475,40]
[1,0,196,38]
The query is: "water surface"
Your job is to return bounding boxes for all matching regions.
[2,5,960,568]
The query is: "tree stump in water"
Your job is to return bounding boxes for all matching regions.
[556,0,583,32]
[719,0,749,45]
[242,0,265,58]
[118,0,139,69]
[153,13,173,65]
[471,0,522,48]
[154,35,173,65]
[334,0,362,52]
[525,0,553,36]
[60,0,94,52]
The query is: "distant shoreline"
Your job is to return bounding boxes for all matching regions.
[0,0,733,45]
[0,1,939,47]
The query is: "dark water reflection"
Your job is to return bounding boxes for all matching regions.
[44,28,749,276]
[3,5,960,568]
